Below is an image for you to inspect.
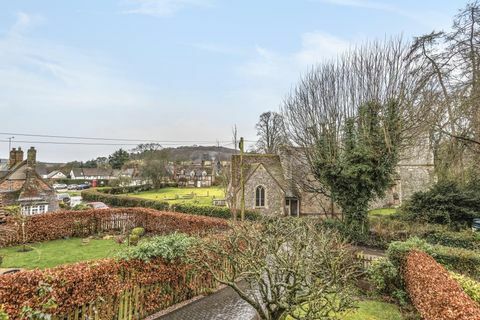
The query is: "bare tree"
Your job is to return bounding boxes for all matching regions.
[196,218,358,320]
[255,112,287,154]
[407,1,480,180]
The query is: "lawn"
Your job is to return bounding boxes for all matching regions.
[286,300,404,320]
[369,208,397,216]
[128,186,225,206]
[0,238,125,269]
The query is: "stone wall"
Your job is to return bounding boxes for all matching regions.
[235,164,285,216]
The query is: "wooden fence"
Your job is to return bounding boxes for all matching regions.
[355,252,382,270]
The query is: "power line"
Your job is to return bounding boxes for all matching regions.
[0,132,236,144]
[0,140,222,147]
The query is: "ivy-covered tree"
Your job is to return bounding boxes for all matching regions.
[313,101,401,233]
[283,38,424,234]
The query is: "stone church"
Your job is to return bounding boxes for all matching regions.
[229,142,435,217]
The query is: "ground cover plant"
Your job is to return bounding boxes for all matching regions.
[0,238,125,269]
[129,186,225,206]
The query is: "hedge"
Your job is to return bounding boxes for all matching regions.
[388,238,480,280]
[450,271,480,304]
[0,208,229,247]
[404,250,480,320]
[0,251,224,319]
[425,230,480,251]
[81,188,260,221]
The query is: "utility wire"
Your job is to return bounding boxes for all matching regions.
[0,132,244,143]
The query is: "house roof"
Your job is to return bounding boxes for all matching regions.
[71,168,114,177]
[0,161,54,200]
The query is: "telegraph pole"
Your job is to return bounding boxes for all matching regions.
[8,136,14,152]
[239,137,245,221]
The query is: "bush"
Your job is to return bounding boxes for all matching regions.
[367,258,400,295]
[404,250,480,320]
[450,271,480,304]
[129,234,140,246]
[117,233,197,262]
[400,180,480,227]
[131,227,145,237]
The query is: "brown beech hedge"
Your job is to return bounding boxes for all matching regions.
[0,255,222,318]
[404,250,480,320]
[0,207,229,247]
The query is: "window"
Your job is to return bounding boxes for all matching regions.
[255,186,265,207]
[20,204,48,216]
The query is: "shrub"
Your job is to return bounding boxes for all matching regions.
[129,234,140,246]
[387,237,434,268]
[400,180,480,227]
[131,227,145,237]
[117,233,197,262]
[404,250,480,320]
[450,271,480,304]
[367,258,400,295]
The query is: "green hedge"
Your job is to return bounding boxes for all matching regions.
[81,188,259,221]
[450,271,480,304]
[387,238,480,280]
[425,230,480,251]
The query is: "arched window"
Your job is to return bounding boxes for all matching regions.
[255,186,265,207]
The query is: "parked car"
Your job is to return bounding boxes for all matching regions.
[67,184,78,190]
[53,183,67,190]
[76,184,90,190]
[87,202,109,209]
[56,193,71,203]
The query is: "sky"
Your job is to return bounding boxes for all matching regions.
[0,0,467,162]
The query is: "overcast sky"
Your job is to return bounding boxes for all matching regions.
[0,0,466,162]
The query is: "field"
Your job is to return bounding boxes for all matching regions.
[128,186,225,206]
[0,238,125,269]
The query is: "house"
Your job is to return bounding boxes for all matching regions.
[69,168,116,181]
[229,142,435,217]
[173,162,217,187]
[46,170,67,180]
[0,147,59,215]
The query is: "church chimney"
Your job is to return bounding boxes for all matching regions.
[27,147,36,167]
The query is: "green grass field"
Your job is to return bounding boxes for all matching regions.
[0,238,125,269]
[369,208,397,216]
[286,300,404,320]
[128,186,225,206]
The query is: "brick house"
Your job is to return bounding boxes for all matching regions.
[229,143,435,217]
[0,147,59,215]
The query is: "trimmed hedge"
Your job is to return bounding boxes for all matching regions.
[425,230,480,251]
[0,208,229,247]
[388,238,480,280]
[404,250,480,320]
[81,188,260,221]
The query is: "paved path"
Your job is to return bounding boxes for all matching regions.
[156,282,257,320]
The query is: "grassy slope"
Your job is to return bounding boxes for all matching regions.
[128,186,225,206]
[0,238,125,269]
